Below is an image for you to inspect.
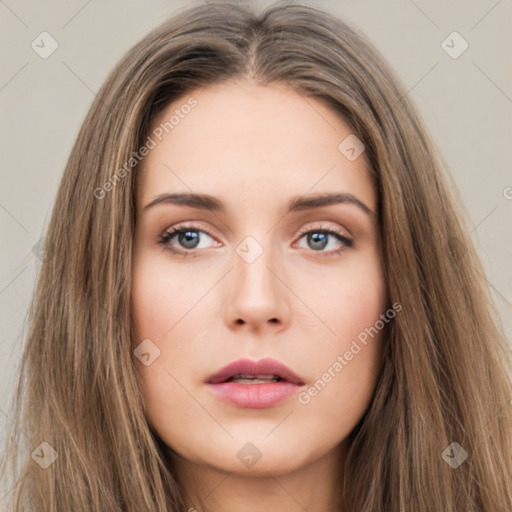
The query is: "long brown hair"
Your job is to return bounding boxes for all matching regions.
[2,1,511,510]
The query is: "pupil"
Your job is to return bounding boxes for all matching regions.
[309,232,328,250]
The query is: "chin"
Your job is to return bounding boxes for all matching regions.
[175,437,313,476]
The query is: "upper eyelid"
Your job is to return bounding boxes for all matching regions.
[167,221,349,235]
[164,222,352,245]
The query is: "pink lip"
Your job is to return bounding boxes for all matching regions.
[206,357,305,409]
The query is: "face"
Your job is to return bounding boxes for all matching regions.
[131,80,387,477]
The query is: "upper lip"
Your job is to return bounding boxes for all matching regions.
[206,358,305,385]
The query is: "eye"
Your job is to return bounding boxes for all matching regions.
[157,222,354,258]
[293,224,354,256]
[157,224,219,257]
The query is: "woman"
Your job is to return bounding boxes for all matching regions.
[2,1,511,510]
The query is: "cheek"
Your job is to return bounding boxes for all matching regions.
[293,248,387,355]
[293,252,387,423]
[130,252,212,405]
[131,256,204,438]
[131,253,200,343]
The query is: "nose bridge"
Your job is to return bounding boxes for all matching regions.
[225,230,289,329]
[234,232,278,299]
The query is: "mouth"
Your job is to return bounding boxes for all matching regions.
[206,357,305,409]
[223,375,284,384]
[206,357,305,385]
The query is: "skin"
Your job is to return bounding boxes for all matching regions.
[131,79,387,512]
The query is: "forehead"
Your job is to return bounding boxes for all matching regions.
[136,80,375,213]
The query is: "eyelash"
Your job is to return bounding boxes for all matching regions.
[157,223,354,258]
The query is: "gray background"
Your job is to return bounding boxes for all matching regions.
[1,0,511,469]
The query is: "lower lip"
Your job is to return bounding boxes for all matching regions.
[207,381,302,408]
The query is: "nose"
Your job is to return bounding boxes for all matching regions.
[224,241,290,333]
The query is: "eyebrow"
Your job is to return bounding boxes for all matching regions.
[143,191,374,217]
